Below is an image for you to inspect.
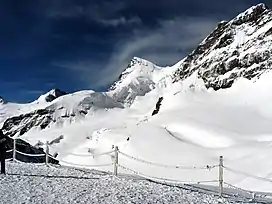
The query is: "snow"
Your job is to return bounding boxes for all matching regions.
[0,162,236,204]
[109,57,176,105]
[12,70,272,195]
[2,4,272,198]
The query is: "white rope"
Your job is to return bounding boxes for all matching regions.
[118,164,218,185]
[223,182,270,201]
[50,147,114,157]
[58,158,113,168]
[5,158,13,162]
[15,150,46,157]
[224,182,255,195]
[119,151,217,170]
[5,149,13,153]
[224,166,272,183]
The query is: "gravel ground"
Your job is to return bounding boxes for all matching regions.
[0,162,261,204]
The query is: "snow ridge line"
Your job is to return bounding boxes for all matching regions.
[118,151,218,170]
[224,166,272,183]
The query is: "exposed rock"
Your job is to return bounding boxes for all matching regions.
[173,4,272,90]
[0,96,5,105]
[152,97,163,116]
[2,109,54,137]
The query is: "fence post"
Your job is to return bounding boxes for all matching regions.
[113,146,119,176]
[45,141,49,166]
[219,156,224,197]
[13,138,16,161]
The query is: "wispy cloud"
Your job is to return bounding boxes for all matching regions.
[94,17,219,87]
[99,16,141,27]
[54,17,219,89]
[23,90,45,95]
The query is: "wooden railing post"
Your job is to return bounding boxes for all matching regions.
[13,139,16,161]
[113,146,119,176]
[45,141,49,166]
[219,156,224,197]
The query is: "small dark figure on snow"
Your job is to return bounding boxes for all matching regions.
[0,129,7,174]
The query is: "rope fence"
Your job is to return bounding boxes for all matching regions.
[50,146,114,158]
[15,150,46,157]
[223,166,272,183]
[2,138,272,203]
[118,164,218,185]
[118,151,218,170]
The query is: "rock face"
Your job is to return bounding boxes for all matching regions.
[0,97,5,105]
[37,88,67,103]
[173,3,272,90]
[109,57,157,105]
[109,57,173,106]
[2,109,54,137]
[152,97,163,116]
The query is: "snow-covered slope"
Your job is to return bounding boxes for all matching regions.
[1,90,124,137]
[1,3,272,194]
[0,89,66,127]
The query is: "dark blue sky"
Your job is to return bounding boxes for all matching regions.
[0,0,271,102]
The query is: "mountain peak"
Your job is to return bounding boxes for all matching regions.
[0,96,5,105]
[173,3,272,91]
[231,3,269,25]
[109,57,156,91]
[37,88,67,103]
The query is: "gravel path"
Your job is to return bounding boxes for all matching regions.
[0,162,260,204]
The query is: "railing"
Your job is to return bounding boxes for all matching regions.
[4,138,272,203]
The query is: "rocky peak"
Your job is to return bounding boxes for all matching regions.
[109,57,153,91]
[0,96,5,104]
[173,3,272,90]
[108,57,161,105]
[232,3,269,25]
[37,88,67,103]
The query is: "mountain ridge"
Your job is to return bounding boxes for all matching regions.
[173,3,272,90]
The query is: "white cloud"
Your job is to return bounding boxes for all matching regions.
[94,17,219,87]
[54,17,219,89]
[99,16,141,27]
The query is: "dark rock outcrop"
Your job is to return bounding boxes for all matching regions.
[152,97,163,116]
[44,89,67,102]
[0,96,5,104]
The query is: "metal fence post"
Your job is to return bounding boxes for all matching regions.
[13,139,16,161]
[45,141,49,166]
[219,156,224,197]
[113,146,119,176]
